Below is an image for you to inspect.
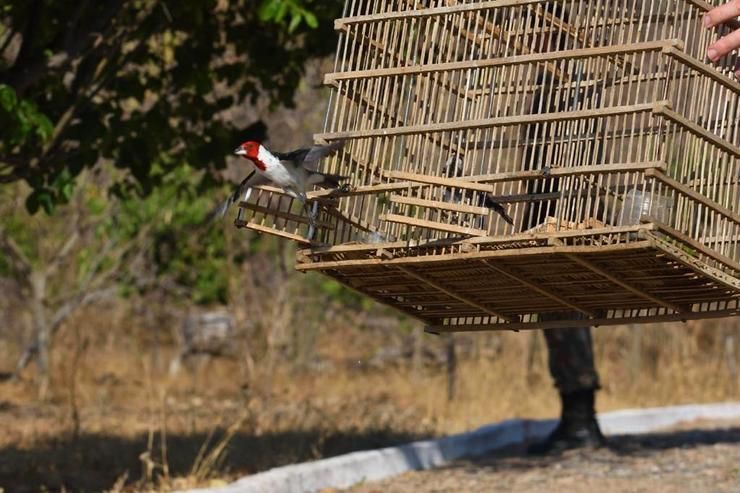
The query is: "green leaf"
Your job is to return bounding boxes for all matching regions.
[87,196,107,215]
[303,11,318,28]
[0,84,17,111]
[52,168,75,203]
[257,0,280,21]
[34,114,54,142]
[25,188,56,215]
[275,2,288,22]
[25,191,41,214]
[38,191,56,215]
[288,13,302,32]
[61,182,74,202]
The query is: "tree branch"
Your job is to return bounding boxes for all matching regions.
[89,223,155,290]
[10,0,43,72]
[0,227,32,282]
[0,155,25,167]
[0,27,15,57]
[4,0,127,95]
[12,285,117,378]
[46,230,80,277]
[62,0,93,55]
[50,286,117,333]
[0,173,22,184]
[14,218,155,378]
[32,13,152,178]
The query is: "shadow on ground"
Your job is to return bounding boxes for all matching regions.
[4,422,740,492]
[0,428,425,492]
[452,424,740,473]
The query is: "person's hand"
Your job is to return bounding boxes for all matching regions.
[704,0,740,76]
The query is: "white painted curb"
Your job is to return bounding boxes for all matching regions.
[183,402,740,493]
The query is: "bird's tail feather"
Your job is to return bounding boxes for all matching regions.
[203,186,244,224]
[203,188,240,224]
[203,171,258,224]
[484,195,515,226]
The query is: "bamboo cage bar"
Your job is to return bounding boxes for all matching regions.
[235,0,739,330]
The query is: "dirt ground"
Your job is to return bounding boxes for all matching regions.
[349,418,740,493]
[0,307,737,491]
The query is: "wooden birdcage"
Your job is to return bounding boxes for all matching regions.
[236,0,740,331]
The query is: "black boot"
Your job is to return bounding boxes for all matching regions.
[528,388,607,455]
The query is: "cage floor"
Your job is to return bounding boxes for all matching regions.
[296,229,739,331]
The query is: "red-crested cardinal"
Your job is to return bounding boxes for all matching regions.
[212,140,348,227]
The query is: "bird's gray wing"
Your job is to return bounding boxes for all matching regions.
[273,141,346,171]
[305,139,345,161]
[273,148,310,165]
[206,171,270,222]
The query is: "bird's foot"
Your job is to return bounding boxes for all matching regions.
[541,166,552,178]
[305,212,319,241]
[234,208,246,227]
[336,183,353,194]
[306,202,320,228]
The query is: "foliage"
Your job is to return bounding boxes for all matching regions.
[115,163,241,305]
[0,83,52,149]
[0,0,367,320]
[0,0,343,212]
[259,0,319,32]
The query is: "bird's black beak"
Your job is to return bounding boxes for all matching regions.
[234,146,246,156]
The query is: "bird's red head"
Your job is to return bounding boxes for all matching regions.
[234,141,260,159]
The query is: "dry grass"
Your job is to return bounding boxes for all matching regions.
[0,298,737,492]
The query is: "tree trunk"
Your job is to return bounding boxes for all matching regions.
[412,325,423,377]
[629,324,642,379]
[725,333,737,394]
[30,270,50,399]
[526,330,541,386]
[445,334,457,402]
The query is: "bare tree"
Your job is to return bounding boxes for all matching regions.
[0,176,151,397]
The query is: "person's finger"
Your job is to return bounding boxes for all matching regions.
[704,0,740,28]
[707,27,740,60]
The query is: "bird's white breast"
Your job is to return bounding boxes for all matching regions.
[257,146,296,187]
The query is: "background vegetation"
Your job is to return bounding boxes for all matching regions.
[0,1,738,492]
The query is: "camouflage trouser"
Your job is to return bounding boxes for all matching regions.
[524,3,602,396]
[540,312,600,394]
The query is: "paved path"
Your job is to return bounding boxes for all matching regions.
[349,419,740,493]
